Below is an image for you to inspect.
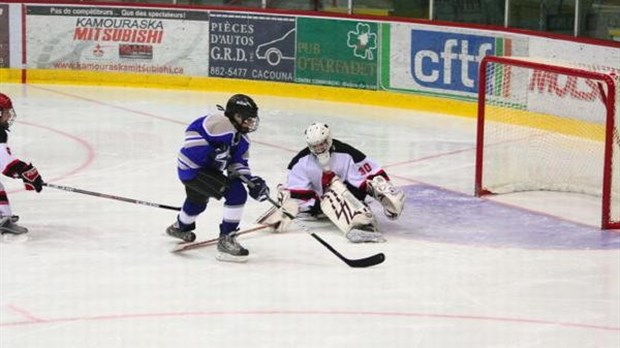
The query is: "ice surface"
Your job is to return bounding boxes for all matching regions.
[0,83,618,347]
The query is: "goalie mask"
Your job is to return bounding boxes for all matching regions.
[218,94,259,134]
[0,93,17,130]
[304,123,333,167]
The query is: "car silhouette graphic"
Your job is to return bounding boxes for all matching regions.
[255,28,295,66]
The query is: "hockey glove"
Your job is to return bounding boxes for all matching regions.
[2,161,43,192]
[22,164,43,192]
[248,176,270,202]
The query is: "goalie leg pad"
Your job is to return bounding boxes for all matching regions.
[185,168,230,201]
[255,186,299,232]
[320,178,381,239]
[366,176,405,220]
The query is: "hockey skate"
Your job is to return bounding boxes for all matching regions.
[346,224,386,243]
[0,215,28,235]
[166,221,196,243]
[216,233,249,263]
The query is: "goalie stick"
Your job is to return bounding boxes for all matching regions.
[43,183,181,211]
[171,223,275,253]
[238,175,385,268]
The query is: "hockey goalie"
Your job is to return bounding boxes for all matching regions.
[258,123,405,243]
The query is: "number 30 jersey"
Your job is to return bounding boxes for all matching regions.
[286,139,386,201]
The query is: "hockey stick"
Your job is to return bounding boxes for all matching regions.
[239,175,385,268]
[43,183,182,211]
[171,223,275,253]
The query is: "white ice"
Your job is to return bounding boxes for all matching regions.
[0,83,618,347]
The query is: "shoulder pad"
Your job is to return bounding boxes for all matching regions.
[288,148,312,169]
[332,139,366,162]
[202,114,236,138]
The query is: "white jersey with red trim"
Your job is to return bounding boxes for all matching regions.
[1,128,18,216]
[285,139,385,200]
[0,128,18,174]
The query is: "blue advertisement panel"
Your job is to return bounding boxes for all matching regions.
[410,30,498,94]
[209,12,295,82]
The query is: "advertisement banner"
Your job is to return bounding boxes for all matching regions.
[0,4,9,68]
[296,17,378,90]
[208,12,295,82]
[384,23,528,99]
[526,69,611,123]
[25,5,210,76]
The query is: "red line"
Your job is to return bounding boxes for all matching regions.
[6,120,96,194]
[1,309,618,332]
[384,146,477,168]
[6,304,46,323]
[31,86,186,125]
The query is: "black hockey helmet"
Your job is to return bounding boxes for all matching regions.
[218,94,259,133]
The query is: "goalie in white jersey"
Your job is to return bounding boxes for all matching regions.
[0,93,44,236]
[260,122,405,243]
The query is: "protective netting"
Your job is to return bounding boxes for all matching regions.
[476,56,619,229]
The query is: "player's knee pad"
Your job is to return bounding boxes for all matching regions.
[224,179,248,206]
[182,199,207,215]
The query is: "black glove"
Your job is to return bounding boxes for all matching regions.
[248,176,269,202]
[2,160,43,192]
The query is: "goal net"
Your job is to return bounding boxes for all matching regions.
[475,56,619,229]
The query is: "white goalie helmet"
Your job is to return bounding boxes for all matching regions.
[304,123,333,166]
[305,123,332,154]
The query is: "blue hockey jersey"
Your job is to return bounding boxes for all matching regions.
[176,113,251,182]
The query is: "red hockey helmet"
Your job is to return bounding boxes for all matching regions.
[0,93,12,110]
[0,93,17,128]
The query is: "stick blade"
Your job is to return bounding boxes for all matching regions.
[345,252,385,268]
[170,240,214,253]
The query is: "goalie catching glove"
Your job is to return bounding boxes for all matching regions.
[2,160,43,192]
[366,175,405,220]
[256,185,299,232]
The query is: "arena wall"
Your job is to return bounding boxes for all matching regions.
[0,1,618,119]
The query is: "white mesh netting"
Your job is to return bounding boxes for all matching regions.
[477,57,619,228]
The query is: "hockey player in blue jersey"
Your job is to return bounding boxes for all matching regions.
[166,94,270,262]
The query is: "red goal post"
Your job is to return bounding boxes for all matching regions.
[475,56,619,229]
